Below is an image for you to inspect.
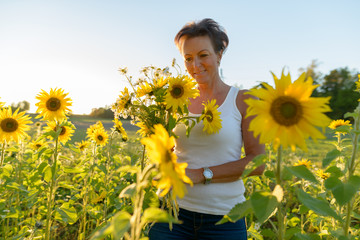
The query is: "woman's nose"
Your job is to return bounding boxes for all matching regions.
[192,57,201,69]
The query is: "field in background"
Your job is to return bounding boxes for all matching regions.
[29,114,139,143]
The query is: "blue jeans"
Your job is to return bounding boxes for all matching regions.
[148,208,247,240]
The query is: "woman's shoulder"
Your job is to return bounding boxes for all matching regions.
[235,89,253,116]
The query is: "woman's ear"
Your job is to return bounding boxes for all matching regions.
[217,51,223,65]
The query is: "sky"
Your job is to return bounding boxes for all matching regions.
[1,0,359,114]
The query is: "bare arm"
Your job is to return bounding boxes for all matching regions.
[186,90,265,184]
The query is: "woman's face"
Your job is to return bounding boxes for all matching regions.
[180,35,221,85]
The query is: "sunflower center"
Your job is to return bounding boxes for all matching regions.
[54,126,66,135]
[205,110,213,122]
[270,96,303,126]
[46,98,61,111]
[36,144,42,148]
[97,135,104,141]
[170,85,184,99]
[1,118,19,132]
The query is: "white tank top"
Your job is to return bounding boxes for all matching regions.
[173,86,246,215]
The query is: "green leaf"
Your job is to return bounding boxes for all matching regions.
[296,189,341,221]
[349,175,360,190]
[299,205,309,214]
[241,154,266,178]
[89,221,113,240]
[326,166,344,178]
[5,182,28,192]
[63,167,85,173]
[96,163,107,175]
[216,200,253,224]
[331,125,351,134]
[112,211,131,240]
[332,182,358,206]
[1,163,13,177]
[55,203,78,225]
[261,229,276,238]
[325,176,359,206]
[285,227,301,239]
[324,177,342,190]
[251,191,278,223]
[285,165,318,184]
[344,111,358,120]
[44,165,52,183]
[264,170,275,178]
[58,182,75,190]
[293,232,321,240]
[119,183,136,198]
[168,114,176,131]
[142,207,179,224]
[37,161,49,173]
[322,149,341,168]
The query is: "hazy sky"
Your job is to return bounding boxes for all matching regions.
[1,0,359,114]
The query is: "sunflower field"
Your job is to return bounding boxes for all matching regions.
[1,63,360,240]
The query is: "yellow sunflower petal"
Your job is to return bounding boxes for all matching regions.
[0,107,32,143]
[245,70,331,151]
[35,88,72,121]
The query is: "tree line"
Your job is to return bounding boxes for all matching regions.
[299,60,359,120]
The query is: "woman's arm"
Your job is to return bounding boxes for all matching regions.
[186,90,266,184]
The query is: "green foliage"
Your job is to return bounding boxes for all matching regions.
[314,67,360,120]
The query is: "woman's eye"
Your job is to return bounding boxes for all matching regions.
[200,54,208,58]
[185,57,192,62]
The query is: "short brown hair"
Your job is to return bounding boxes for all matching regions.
[174,18,229,54]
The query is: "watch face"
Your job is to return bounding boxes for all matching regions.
[204,169,213,178]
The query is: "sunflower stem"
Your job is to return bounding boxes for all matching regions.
[104,131,115,221]
[130,164,155,240]
[276,145,285,240]
[0,142,5,167]
[343,104,360,237]
[141,144,146,171]
[45,135,59,240]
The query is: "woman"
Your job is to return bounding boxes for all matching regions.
[149,18,265,240]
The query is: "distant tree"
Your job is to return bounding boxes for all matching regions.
[298,59,323,96]
[11,100,30,112]
[316,67,359,120]
[89,106,114,119]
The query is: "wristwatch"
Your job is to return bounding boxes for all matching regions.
[203,167,213,184]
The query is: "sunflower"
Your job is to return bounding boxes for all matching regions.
[86,121,104,138]
[112,87,131,113]
[35,88,72,121]
[0,107,32,143]
[153,76,167,89]
[0,98,4,108]
[165,75,199,113]
[29,139,48,151]
[91,128,109,146]
[141,124,192,199]
[315,169,330,180]
[356,74,360,92]
[113,118,128,141]
[45,121,75,144]
[294,158,312,168]
[136,82,153,98]
[328,119,351,135]
[245,71,331,151]
[135,121,153,137]
[75,140,90,152]
[200,99,222,134]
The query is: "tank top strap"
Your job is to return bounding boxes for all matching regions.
[219,86,239,112]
